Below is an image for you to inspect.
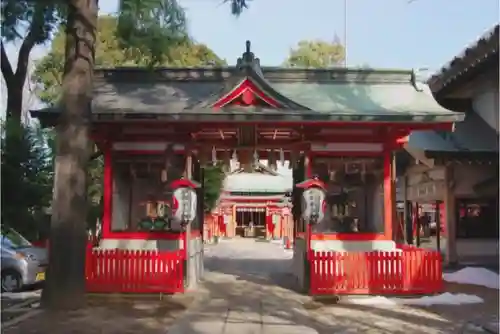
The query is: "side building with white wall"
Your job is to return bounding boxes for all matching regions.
[402,25,499,266]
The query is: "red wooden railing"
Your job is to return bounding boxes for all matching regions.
[310,249,442,295]
[85,248,184,294]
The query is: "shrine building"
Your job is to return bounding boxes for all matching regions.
[32,41,464,291]
[214,162,292,239]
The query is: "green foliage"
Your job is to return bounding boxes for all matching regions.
[117,0,188,66]
[86,154,103,232]
[203,164,225,213]
[283,39,345,68]
[1,0,64,123]
[33,15,226,105]
[1,119,53,240]
[1,0,61,44]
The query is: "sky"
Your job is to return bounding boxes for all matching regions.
[2,0,499,115]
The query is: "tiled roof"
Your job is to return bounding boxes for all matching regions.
[406,111,498,154]
[428,24,499,93]
[223,173,293,192]
[31,67,463,124]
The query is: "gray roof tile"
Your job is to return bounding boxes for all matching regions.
[407,111,498,153]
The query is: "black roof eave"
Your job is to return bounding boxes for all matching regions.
[30,108,464,126]
[432,52,499,99]
[428,25,499,95]
[424,150,498,161]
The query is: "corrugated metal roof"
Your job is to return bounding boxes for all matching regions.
[223,173,293,192]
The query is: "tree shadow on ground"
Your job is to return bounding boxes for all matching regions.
[184,255,467,334]
[2,294,194,334]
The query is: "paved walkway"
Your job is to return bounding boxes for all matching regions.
[167,239,478,334]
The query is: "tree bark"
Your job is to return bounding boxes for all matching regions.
[41,0,98,311]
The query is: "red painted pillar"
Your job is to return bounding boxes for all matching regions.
[383,148,394,240]
[266,211,272,239]
[218,215,226,237]
[305,152,313,178]
[102,143,113,239]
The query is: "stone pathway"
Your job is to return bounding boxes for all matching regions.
[168,239,478,333]
[1,290,42,326]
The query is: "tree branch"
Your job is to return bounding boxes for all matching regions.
[15,12,42,86]
[1,41,14,83]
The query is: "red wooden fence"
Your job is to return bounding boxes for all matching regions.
[85,248,184,294]
[310,249,442,295]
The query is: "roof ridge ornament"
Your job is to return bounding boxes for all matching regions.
[237,40,264,77]
[410,68,426,92]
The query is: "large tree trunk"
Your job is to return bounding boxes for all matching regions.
[6,82,23,124]
[1,41,31,124]
[41,0,98,310]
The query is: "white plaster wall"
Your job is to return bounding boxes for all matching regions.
[99,238,182,250]
[310,240,397,252]
[472,84,499,134]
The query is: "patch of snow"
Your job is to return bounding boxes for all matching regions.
[443,267,499,290]
[347,293,484,307]
[1,290,41,300]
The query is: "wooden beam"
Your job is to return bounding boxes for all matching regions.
[99,135,386,147]
[443,165,458,265]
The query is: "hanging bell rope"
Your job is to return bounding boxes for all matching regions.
[222,150,231,173]
[211,146,217,166]
[361,161,366,182]
[289,150,298,170]
[268,149,277,171]
[198,147,208,166]
[329,169,336,182]
[130,164,137,180]
[279,149,285,167]
[162,143,175,181]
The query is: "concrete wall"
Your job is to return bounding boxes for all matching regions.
[472,83,499,134]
